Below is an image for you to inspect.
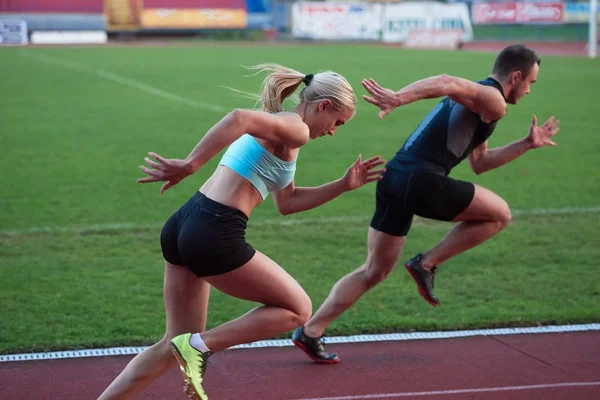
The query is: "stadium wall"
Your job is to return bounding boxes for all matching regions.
[0,1,596,42]
[0,0,271,31]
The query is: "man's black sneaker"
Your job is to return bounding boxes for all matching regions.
[405,254,439,306]
[292,326,340,364]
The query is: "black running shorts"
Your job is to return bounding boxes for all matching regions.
[160,191,256,277]
[370,168,475,237]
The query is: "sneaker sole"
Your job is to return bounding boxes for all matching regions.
[292,340,340,364]
[170,342,208,400]
[404,263,438,307]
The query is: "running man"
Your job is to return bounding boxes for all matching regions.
[292,44,561,363]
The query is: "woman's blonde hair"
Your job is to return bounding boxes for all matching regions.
[237,63,356,114]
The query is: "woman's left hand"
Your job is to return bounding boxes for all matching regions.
[342,154,386,191]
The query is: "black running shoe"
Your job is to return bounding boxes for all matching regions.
[292,326,340,364]
[405,254,439,306]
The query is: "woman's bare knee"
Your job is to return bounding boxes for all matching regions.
[299,293,313,325]
[288,292,312,327]
[497,204,512,228]
[489,197,512,229]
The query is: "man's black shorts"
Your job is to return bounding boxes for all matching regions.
[370,167,475,237]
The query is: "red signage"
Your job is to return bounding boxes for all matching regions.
[473,2,564,24]
[473,3,517,24]
[300,5,348,13]
[516,2,564,23]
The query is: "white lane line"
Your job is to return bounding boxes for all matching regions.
[1,323,599,363]
[19,52,226,112]
[294,381,600,400]
[2,205,599,236]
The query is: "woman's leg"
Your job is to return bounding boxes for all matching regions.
[199,250,312,352]
[170,250,312,399]
[97,262,210,400]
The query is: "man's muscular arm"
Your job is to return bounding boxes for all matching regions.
[468,140,532,175]
[362,75,506,122]
[469,115,560,175]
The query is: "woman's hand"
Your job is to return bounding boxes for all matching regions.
[342,154,386,191]
[137,152,194,194]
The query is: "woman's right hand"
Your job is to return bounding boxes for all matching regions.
[137,152,194,194]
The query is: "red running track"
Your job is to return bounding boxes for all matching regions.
[1,331,599,400]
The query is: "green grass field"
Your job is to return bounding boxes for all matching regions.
[1,44,599,354]
[473,24,589,41]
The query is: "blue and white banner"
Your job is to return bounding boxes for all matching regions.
[292,2,382,40]
[564,2,600,23]
[0,20,28,46]
[383,2,473,43]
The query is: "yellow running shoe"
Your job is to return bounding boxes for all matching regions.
[170,333,212,400]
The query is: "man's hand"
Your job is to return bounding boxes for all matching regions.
[527,115,560,149]
[361,78,399,119]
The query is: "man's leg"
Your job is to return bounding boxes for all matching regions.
[406,184,511,306]
[293,228,406,363]
[421,184,511,267]
[291,168,414,363]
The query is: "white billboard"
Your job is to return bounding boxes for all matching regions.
[292,2,382,40]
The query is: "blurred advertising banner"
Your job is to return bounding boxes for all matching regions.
[0,20,28,46]
[104,1,247,31]
[140,8,247,29]
[405,29,464,49]
[383,2,473,43]
[292,2,383,40]
[105,0,142,31]
[564,2,600,23]
[471,2,517,24]
[472,2,565,24]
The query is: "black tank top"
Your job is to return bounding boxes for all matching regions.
[387,77,505,176]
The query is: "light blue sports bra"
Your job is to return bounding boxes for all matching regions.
[218,134,298,199]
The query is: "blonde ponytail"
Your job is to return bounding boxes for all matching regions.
[232,63,356,114]
[244,63,305,113]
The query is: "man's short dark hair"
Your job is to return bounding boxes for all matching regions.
[492,44,541,77]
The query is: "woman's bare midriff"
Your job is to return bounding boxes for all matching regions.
[200,138,299,217]
[199,166,264,218]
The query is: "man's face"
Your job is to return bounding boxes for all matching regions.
[506,63,539,105]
